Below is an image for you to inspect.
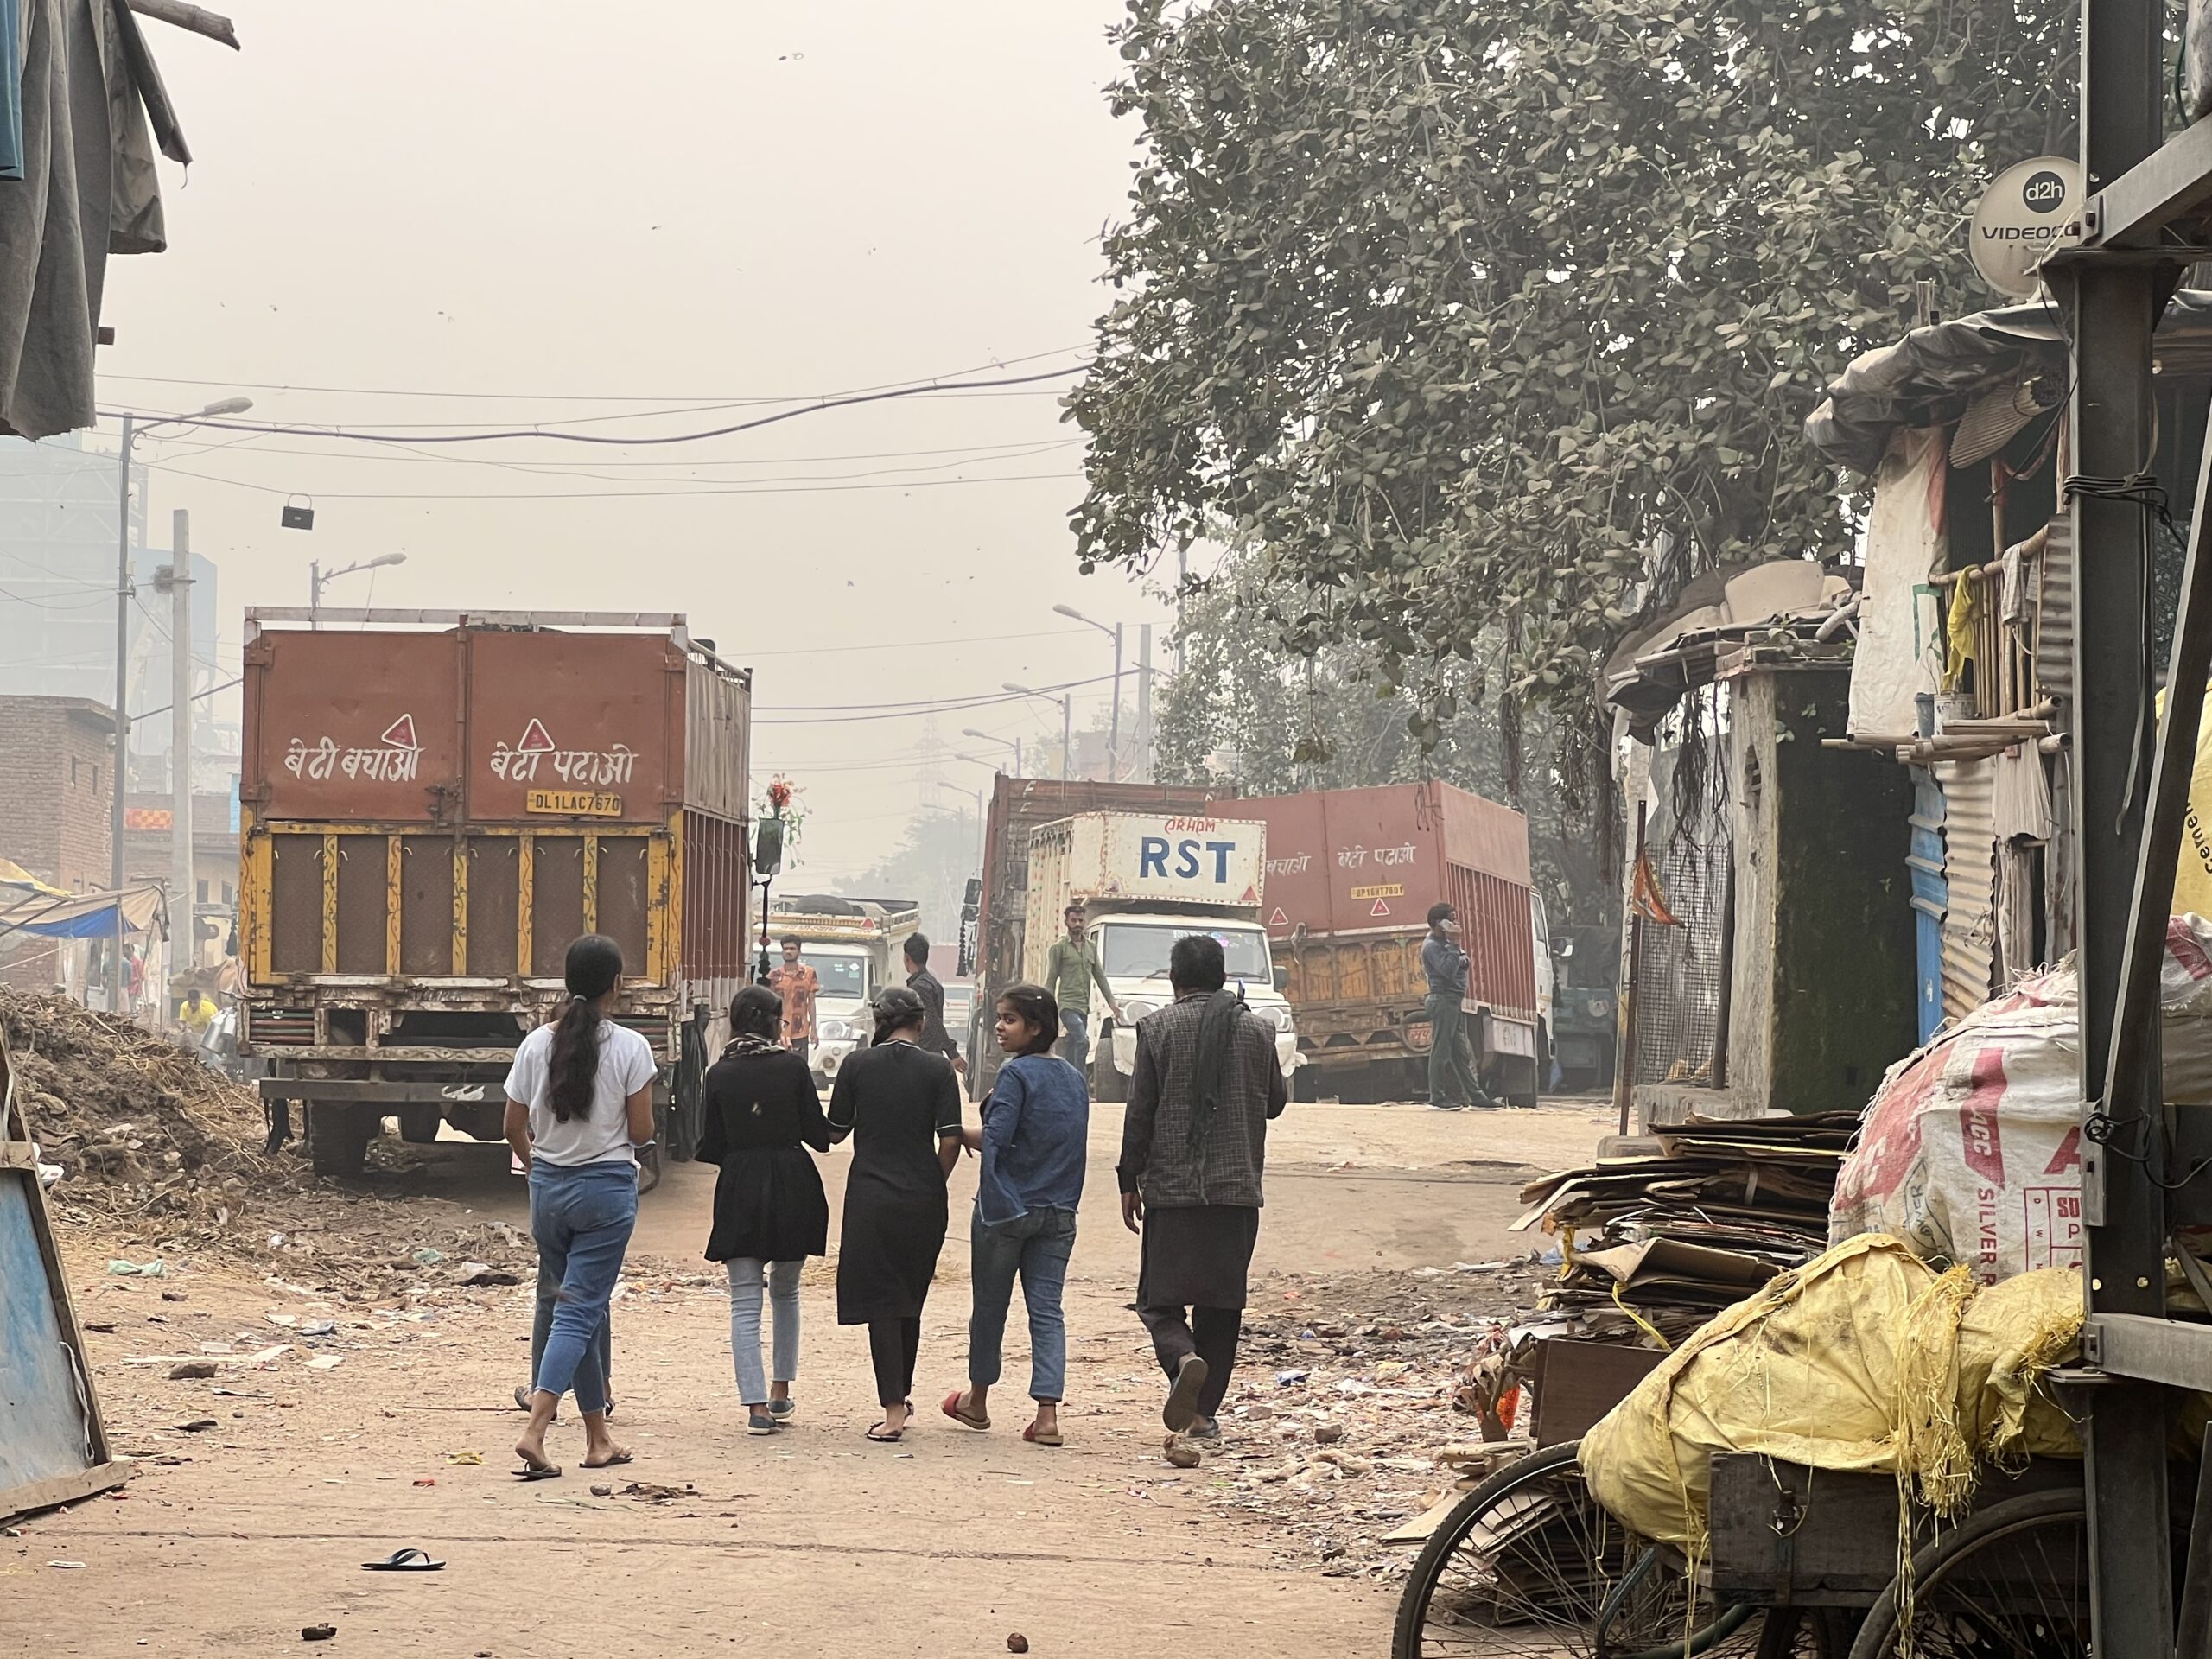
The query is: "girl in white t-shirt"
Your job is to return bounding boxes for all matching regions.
[505,934,658,1478]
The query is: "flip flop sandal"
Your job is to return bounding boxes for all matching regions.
[581,1450,633,1469]
[865,1423,905,1444]
[1022,1424,1064,1447]
[941,1391,990,1432]
[512,1462,563,1481]
[362,1548,445,1571]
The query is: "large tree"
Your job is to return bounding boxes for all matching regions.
[1070,0,2075,726]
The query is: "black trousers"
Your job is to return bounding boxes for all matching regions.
[1139,1303,1242,1421]
[868,1317,921,1408]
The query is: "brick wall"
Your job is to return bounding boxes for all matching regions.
[0,696,116,888]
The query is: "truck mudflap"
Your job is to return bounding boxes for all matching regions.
[1105,1022,1302,1081]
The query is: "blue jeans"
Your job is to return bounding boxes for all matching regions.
[528,1160,638,1415]
[725,1257,803,1405]
[968,1205,1077,1402]
[1059,1009,1090,1071]
[531,1271,612,1407]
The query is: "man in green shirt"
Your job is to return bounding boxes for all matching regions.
[1044,905,1122,1071]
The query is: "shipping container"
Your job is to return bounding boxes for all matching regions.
[238,610,750,1177]
[967,776,1214,1095]
[1224,782,1541,1103]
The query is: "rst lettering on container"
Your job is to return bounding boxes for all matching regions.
[1139,835,1243,882]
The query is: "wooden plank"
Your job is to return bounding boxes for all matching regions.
[1530,1338,1665,1446]
[0,1462,127,1527]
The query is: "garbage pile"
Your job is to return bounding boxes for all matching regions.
[1,988,266,1213]
[1517,1112,1859,1344]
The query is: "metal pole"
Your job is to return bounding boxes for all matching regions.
[1137,624,1154,783]
[308,559,321,626]
[109,414,134,1014]
[169,511,194,1022]
[2072,1,2174,1648]
[1014,737,1023,779]
[1611,800,1645,1137]
[1059,695,1071,782]
[1109,624,1124,779]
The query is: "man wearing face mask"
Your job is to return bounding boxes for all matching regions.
[1422,902,1497,1110]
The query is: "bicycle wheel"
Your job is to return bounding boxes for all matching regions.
[1392,1440,1763,1659]
[1846,1488,2086,1659]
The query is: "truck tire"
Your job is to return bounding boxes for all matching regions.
[308,1103,377,1177]
[1092,1052,1128,1104]
[1292,1064,1319,1103]
[397,1106,442,1144]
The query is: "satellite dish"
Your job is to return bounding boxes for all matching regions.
[1969,156,2082,300]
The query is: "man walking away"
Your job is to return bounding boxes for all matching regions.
[1422,902,1497,1110]
[1118,932,1287,1460]
[768,938,820,1071]
[1044,905,1121,1073]
[904,933,963,1073]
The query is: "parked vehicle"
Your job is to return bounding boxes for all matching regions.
[1546,922,1620,1093]
[237,610,751,1178]
[966,776,1216,1097]
[1019,810,1300,1101]
[1224,783,1542,1104]
[765,894,919,1084]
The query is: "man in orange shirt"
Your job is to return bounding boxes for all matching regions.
[767,937,821,1070]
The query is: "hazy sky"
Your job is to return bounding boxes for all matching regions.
[93,0,1173,882]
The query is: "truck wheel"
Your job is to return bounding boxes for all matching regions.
[397,1106,442,1145]
[1092,1054,1128,1103]
[1292,1065,1319,1103]
[308,1103,376,1177]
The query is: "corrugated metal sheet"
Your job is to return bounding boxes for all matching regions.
[1936,759,1998,1020]
[2034,517,2072,707]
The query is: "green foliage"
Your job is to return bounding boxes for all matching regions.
[1071,0,2075,710]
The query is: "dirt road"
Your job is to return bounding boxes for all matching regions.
[8,1101,1609,1657]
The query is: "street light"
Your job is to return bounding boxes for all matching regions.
[1053,604,1125,778]
[309,552,407,621]
[109,397,252,1010]
[960,728,1023,778]
[1004,683,1073,782]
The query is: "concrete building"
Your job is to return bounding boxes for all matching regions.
[123,788,238,969]
[0,695,118,990]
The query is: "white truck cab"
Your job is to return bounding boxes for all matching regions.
[1089,911,1300,1096]
[768,895,920,1084]
[1019,812,1301,1099]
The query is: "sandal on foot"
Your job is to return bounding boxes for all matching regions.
[865,1422,905,1444]
[941,1390,990,1432]
[1023,1422,1064,1447]
[580,1448,633,1469]
[512,1459,563,1481]
[362,1548,445,1571]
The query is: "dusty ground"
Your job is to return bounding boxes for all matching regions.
[5,1097,1610,1657]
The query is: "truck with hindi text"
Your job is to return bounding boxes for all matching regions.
[1224,782,1544,1103]
[1019,810,1301,1100]
[237,610,752,1179]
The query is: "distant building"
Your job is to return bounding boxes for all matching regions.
[0,435,230,794]
[0,695,117,990]
[124,790,238,970]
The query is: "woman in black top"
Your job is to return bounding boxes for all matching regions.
[698,986,832,1436]
[828,985,964,1442]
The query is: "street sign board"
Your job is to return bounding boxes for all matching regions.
[1969,156,2082,298]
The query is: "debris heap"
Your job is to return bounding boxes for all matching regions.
[0,989,265,1211]
[1516,1112,1859,1344]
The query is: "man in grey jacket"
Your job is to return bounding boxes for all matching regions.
[1422,901,1497,1110]
[1118,932,1288,1455]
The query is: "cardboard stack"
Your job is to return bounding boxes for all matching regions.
[1515,1113,1860,1344]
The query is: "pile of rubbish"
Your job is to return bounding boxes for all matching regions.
[1517,1112,1859,1343]
[0,988,266,1212]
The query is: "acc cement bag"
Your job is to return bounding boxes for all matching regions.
[1830,916,2212,1284]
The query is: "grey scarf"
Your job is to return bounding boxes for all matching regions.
[1190,988,1245,1147]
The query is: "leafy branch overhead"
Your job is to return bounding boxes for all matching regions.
[1069,0,2075,715]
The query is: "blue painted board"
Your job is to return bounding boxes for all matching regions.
[0,1174,95,1493]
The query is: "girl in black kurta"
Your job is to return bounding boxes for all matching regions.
[828,987,964,1441]
[697,987,833,1434]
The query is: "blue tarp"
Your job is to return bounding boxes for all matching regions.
[0,0,20,183]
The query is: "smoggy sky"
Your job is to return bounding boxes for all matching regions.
[92,0,1173,883]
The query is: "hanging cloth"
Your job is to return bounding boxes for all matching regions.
[1942,573,1980,693]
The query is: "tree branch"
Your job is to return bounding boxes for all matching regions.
[125,0,240,51]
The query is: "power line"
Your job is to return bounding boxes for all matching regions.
[137,460,1081,503]
[143,434,1077,473]
[759,672,1109,715]
[95,365,1087,449]
[94,344,1091,405]
[739,625,1090,659]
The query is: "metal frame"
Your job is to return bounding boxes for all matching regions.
[2058,5,2212,1649]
